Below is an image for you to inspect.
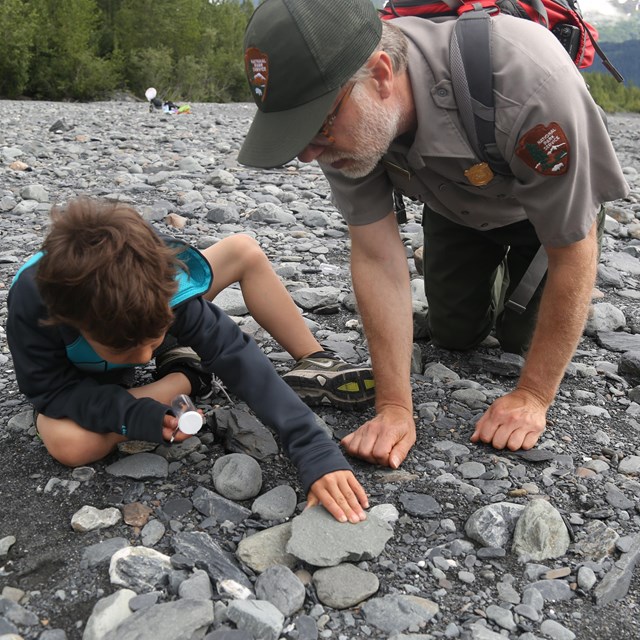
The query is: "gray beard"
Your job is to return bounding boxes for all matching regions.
[318,84,402,179]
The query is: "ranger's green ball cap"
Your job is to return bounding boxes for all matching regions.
[238,0,382,168]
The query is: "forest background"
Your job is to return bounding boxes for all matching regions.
[0,0,638,112]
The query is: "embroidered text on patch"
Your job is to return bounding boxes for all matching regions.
[515,122,570,176]
[245,47,269,103]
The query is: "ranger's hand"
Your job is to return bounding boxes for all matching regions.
[471,388,547,450]
[306,470,369,523]
[341,404,416,468]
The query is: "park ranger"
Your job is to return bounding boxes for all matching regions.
[238,0,630,469]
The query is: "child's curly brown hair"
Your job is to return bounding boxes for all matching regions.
[36,198,181,349]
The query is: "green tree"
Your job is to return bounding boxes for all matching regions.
[95,0,125,58]
[584,72,640,113]
[114,0,253,101]
[27,0,118,100]
[193,0,254,101]
[0,0,36,97]
[127,46,174,98]
[0,0,261,102]
[114,0,202,98]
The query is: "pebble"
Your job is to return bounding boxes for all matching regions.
[360,595,439,634]
[178,569,215,600]
[512,500,571,561]
[313,564,379,609]
[618,455,640,474]
[109,547,172,590]
[70,505,122,532]
[105,599,214,640]
[0,537,16,557]
[226,600,284,640]
[83,589,136,640]
[465,502,525,548]
[577,566,598,591]
[251,484,297,520]
[212,453,263,500]
[539,619,576,640]
[255,565,305,616]
[105,452,168,479]
[171,531,253,591]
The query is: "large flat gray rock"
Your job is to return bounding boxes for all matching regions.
[286,506,393,567]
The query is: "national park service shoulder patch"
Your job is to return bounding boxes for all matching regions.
[245,47,269,103]
[515,122,570,176]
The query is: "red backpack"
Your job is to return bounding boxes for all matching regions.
[380,0,623,81]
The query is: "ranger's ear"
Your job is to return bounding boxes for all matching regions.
[369,51,394,99]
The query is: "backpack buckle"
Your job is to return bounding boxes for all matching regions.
[457,1,499,15]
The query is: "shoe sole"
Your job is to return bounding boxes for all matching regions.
[283,368,375,410]
[155,345,213,399]
[155,345,202,373]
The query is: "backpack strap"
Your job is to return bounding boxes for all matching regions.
[394,189,408,224]
[450,8,512,175]
[504,245,548,313]
[450,8,547,312]
[527,0,549,27]
[574,11,624,82]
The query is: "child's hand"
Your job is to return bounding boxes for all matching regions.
[307,470,369,524]
[161,414,191,443]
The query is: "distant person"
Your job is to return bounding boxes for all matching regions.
[6,199,370,523]
[237,0,629,468]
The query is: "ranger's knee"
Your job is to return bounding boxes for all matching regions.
[431,330,484,352]
[429,316,491,352]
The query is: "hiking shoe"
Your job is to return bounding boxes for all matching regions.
[154,341,213,401]
[282,350,375,410]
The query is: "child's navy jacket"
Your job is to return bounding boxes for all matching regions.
[6,240,352,493]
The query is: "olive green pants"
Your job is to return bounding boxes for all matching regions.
[422,207,604,356]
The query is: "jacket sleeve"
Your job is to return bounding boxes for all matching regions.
[6,269,167,443]
[172,297,353,493]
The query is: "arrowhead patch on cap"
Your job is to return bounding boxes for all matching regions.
[245,47,269,103]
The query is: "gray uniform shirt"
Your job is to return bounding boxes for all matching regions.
[323,15,629,248]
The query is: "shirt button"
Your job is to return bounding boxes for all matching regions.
[480,223,489,228]
[437,88,448,97]
[438,183,448,191]
[461,210,470,215]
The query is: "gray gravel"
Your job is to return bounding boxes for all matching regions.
[1,101,640,640]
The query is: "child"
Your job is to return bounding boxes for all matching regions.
[7,199,369,523]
